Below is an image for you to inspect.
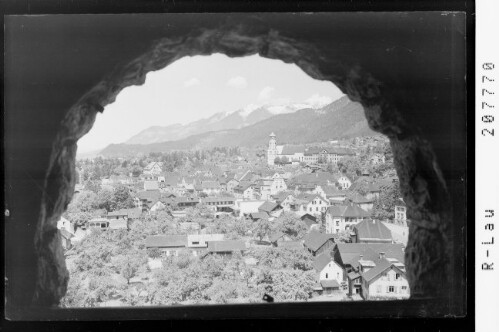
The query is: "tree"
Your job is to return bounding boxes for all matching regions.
[96,187,114,212]
[269,269,316,301]
[372,183,402,221]
[147,248,162,259]
[131,165,142,177]
[113,184,135,210]
[254,218,272,242]
[338,156,362,178]
[120,256,140,285]
[275,212,308,240]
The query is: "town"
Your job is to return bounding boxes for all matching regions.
[59,133,410,307]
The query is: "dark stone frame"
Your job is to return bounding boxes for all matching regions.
[4,12,467,319]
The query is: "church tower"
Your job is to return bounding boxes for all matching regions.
[267,132,277,166]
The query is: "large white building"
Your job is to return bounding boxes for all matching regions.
[267,133,355,166]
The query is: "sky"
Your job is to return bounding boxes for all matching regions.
[77,53,343,154]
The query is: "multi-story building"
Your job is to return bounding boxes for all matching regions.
[325,203,370,234]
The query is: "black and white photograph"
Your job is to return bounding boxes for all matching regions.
[3,4,471,329]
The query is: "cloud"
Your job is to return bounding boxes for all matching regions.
[257,86,275,101]
[183,78,201,87]
[305,94,333,108]
[226,76,248,88]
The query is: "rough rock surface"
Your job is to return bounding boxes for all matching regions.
[4,13,466,311]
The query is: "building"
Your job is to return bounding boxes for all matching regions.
[266,133,355,166]
[351,219,393,243]
[347,192,374,211]
[331,242,406,296]
[145,235,187,256]
[201,196,236,213]
[313,252,345,285]
[200,180,222,195]
[187,233,224,256]
[303,230,336,256]
[361,258,410,300]
[86,217,109,230]
[394,198,407,224]
[267,132,278,166]
[233,182,256,200]
[258,201,283,218]
[296,194,330,219]
[143,162,163,176]
[203,240,247,258]
[325,203,370,234]
[235,200,267,217]
[273,192,295,212]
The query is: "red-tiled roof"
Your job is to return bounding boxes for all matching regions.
[334,243,405,269]
[320,279,340,289]
[207,240,246,252]
[145,235,187,248]
[354,219,393,242]
[304,231,335,252]
[313,252,334,271]
[362,258,406,283]
[258,201,281,213]
[327,204,370,218]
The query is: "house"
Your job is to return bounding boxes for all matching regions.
[273,192,295,212]
[187,233,224,256]
[325,203,370,234]
[313,252,345,284]
[336,174,352,190]
[268,231,293,246]
[322,186,347,204]
[59,228,74,250]
[256,178,273,200]
[365,182,382,200]
[201,196,236,212]
[233,181,256,200]
[135,190,161,211]
[203,240,247,258]
[201,180,222,195]
[226,178,240,193]
[258,201,283,218]
[347,192,374,211]
[296,194,329,219]
[235,200,266,217]
[175,197,200,210]
[394,198,407,224]
[352,219,393,243]
[361,258,410,300]
[57,216,74,234]
[143,162,163,176]
[144,235,187,256]
[331,242,406,296]
[249,212,269,222]
[303,230,336,256]
[86,218,109,230]
[301,213,319,230]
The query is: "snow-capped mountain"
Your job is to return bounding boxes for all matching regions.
[125,98,335,145]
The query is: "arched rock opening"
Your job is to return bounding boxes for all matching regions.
[5,13,465,310]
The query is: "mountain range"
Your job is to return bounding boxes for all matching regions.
[125,103,307,145]
[99,96,377,157]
